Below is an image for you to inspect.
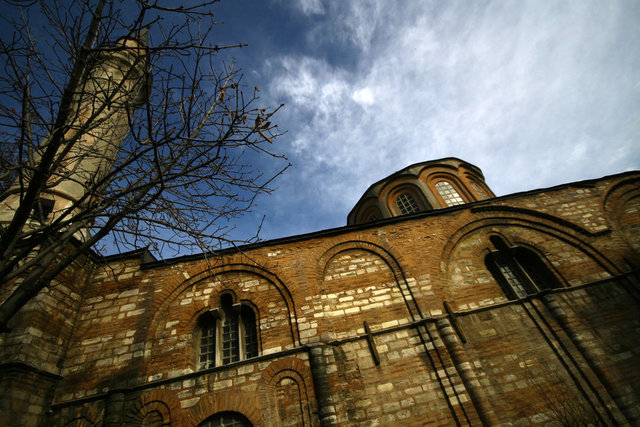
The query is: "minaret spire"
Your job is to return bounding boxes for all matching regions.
[0,34,150,241]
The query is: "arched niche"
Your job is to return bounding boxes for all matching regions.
[257,357,316,427]
[353,198,384,223]
[145,265,298,375]
[618,196,640,257]
[441,221,615,309]
[385,183,431,216]
[190,390,263,427]
[423,171,473,207]
[317,241,419,338]
[63,417,96,427]
[602,176,640,264]
[124,398,173,426]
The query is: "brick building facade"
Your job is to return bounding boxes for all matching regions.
[1,157,639,426]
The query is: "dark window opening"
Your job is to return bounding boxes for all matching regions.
[31,198,55,222]
[242,306,258,359]
[198,412,252,427]
[485,236,561,300]
[197,295,259,370]
[198,314,217,370]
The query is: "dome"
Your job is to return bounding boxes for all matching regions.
[347,158,494,225]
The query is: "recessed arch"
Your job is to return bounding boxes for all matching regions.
[58,404,101,427]
[198,411,253,427]
[602,175,640,262]
[353,197,384,223]
[191,391,262,427]
[272,370,313,426]
[318,241,407,288]
[424,171,472,207]
[440,215,621,306]
[63,416,95,427]
[385,183,431,216]
[256,356,316,426]
[124,398,173,426]
[317,240,424,322]
[144,264,300,376]
[441,212,620,276]
[147,263,299,344]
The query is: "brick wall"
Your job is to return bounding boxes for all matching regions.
[2,172,639,425]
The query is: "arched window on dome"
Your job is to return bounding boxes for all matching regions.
[358,203,383,223]
[198,412,252,427]
[196,294,258,370]
[485,236,561,300]
[396,192,420,214]
[470,181,489,200]
[435,181,465,206]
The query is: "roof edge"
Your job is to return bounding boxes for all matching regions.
[135,169,639,269]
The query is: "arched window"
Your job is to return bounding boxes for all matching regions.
[396,192,419,214]
[140,411,164,427]
[197,294,258,370]
[198,312,217,370]
[198,412,252,427]
[355,202,383,224]
[435,181,465,206]
[470,181,489,200]
[485,236,561,300]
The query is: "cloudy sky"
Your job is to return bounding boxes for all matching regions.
[211,0,639,243]
[11,0,639,250]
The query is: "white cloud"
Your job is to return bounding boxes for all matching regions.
[260,0,640,237]
[295,0,324,16]
[351,87,374,106]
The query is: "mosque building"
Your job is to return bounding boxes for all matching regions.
[1,33,639,426]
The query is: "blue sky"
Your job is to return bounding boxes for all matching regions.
[2,1,638,254]
[208,0,639,243]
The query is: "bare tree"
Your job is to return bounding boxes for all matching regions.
[0,0,288,330]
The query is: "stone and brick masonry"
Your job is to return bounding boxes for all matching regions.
[1,167,639,426]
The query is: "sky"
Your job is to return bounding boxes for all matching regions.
[204,0,640,244]
[1,1,638,254]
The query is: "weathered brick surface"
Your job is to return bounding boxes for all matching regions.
[1,171,639,426]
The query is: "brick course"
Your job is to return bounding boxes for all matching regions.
[1,170,639,426]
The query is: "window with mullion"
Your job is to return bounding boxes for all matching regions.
[197,295,259,371]
[242,307,258,359]
[485,236,561,300]
[199,322,217,369]
[435,181,465,206]
[396,192,419,214]
[222,314,240,364]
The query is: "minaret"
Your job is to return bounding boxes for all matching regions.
[0,32,150,241]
